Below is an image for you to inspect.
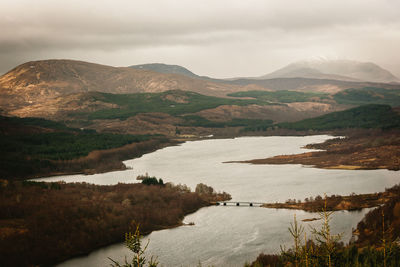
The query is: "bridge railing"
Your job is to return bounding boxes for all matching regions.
[212,201,265,207]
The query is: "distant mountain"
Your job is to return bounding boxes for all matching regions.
[130,63,198,78]
[259,60,400,83]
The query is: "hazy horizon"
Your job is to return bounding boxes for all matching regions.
[1,0,399,78]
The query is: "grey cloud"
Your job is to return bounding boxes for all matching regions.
[0,0,399,77]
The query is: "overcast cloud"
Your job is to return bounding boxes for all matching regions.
[0,0,399,78]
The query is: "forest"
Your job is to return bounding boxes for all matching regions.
[0,115,170,180]
[0,180,230,266]
[77,90,261,121]
[333,87,400,107]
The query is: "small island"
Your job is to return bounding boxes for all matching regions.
[262,184,400,212]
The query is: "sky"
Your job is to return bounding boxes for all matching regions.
[0,0,400,78]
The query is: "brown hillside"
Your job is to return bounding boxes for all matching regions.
[0,59,242,114]
[196,102,343,123]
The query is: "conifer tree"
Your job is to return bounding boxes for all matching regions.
[109,224,158,267]
[310,195,342,267]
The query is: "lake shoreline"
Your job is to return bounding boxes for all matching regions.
[31,131,333,181]
[20,136,400,266]
[28,129,349,180]
[23,138,180,181]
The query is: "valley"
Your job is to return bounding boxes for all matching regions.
[1,58,400,267]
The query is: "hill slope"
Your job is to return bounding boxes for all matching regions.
[278,104,400,130]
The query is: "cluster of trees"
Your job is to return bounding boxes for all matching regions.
[195,183,231,202]
[0,180,229,266]
[141,177,164,186]
[280,192,385,212]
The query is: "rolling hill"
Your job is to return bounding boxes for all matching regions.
[0,59,244,115]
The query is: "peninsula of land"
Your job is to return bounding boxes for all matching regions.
[228,130,400,171]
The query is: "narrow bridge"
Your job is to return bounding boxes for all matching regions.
[213,201,265,207]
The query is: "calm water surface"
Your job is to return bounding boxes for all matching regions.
[35,136,399,267]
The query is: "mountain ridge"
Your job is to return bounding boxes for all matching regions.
[258,59,400,83]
